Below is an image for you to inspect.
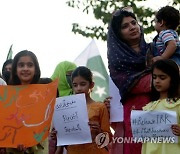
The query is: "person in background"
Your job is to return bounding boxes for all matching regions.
[142,59,180,154]
[7,50,48,154]
[152,6,180,65]
[107,6,152,154]
[2,59,13,84]
[51,61,77,96]
[49,61,77,154]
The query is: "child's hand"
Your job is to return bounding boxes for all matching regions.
[89,121,101,141]
[171,124,180,136]
[50,128,57,140]
[104,96,112,114]
[17,144,27,152]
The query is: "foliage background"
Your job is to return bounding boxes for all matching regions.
[66,0,180,41]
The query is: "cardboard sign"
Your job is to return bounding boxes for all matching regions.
[0,80,58,147]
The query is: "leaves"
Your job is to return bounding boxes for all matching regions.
[66,0,180,41]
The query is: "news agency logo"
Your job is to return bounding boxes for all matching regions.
[95,132,109,148]
[95,133,176,147]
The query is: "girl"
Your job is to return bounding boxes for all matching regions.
[142,59,180,154]
[56,66,111,154]
[7,50,48,154]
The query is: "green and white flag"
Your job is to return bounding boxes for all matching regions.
[74,40,109,102]
[6,44,13,60]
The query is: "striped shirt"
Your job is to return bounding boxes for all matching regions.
[156,29,180,54]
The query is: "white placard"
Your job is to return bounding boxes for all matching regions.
[53,93,92,146]
[131,110,178,143]
[109,77,123,122]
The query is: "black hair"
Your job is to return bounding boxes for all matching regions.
[111,9,137,40]
[156,6,180,30]
[10,50,41,85]
[2,59,13,73]
[2,59,13,83]
[38,78,52,84]
[71,66,93,84]
[151,59,180,101]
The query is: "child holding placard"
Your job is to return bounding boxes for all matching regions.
[55,66,111,154]
[6,50,48,154]
[142,59,180,154]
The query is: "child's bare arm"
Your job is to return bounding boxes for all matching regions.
[161,40,177,59]
[153,40,177,62]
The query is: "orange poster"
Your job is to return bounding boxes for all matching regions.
[0,80,58,148]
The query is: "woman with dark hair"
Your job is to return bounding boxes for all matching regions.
[2,59,13,84]
[107,7,152,154]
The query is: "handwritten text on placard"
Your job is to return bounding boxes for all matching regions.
[53,93,92,146]
[131,110,178,142]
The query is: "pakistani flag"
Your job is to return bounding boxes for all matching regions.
[6,44,13,60]
[74,40,109,102]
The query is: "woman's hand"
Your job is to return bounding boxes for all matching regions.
[17,144,27,152]
[104,96,112,114]
[171,124,180,136]
[50,128,57,140]
[89,121,101,141]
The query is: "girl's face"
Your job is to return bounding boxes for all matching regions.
[72,75,94,96]
[16,56,35,85]
[120,16,141,42]
[153,68,171,97]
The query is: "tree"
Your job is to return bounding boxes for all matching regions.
[66,0,180,41]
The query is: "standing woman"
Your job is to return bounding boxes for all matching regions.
[7,50,48,154]
[107,7,151,154]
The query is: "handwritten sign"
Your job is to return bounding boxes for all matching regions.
[131,110,178,142]
[0,80,58,147]
[109,77,123,122]
[53,93,92,146]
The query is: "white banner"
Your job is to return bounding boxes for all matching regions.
[109,77,123,122]
[53,93,92,146]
